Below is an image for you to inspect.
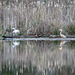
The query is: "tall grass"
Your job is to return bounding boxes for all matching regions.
[63,23,75,35]
[52,27,59,35]
[0,0,75,35]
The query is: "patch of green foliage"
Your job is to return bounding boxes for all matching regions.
[44,0,47,3]
[6,25,11,32]
[19,31,23,35]
[52,27,59,35]
[64,23,75,35]
[0,34,2,37]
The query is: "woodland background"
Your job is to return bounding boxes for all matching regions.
[0,0,75,36]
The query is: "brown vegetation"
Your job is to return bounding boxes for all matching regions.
[0,0,75,36]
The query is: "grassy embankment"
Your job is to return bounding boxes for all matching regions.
[1,23,75,37]
[51,23,75,35]
[0,25,2,37]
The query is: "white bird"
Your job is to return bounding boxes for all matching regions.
[59,29,66,38]
[12,28,20,35]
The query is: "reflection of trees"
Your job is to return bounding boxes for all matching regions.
[0,61,37,75]
[1,40,75,75]
[55,66,75,75]
[0,61,75,75]
[67,41,75,49]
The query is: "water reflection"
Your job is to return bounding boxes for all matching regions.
[59,41,67,50]
[12,40,20,48]
[0,40,75,75]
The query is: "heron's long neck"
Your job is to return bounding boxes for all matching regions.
[60,31,62,35]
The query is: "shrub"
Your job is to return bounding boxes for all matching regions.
[51,25,60,35]
[64,23,75,35]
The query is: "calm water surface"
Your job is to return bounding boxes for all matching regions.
[0,40,75,75]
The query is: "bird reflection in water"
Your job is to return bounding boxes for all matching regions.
[59,41,67,50]
[12,40,20,48]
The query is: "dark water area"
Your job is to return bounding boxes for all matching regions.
[0,40,75,75]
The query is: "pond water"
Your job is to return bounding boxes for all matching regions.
[0,39,75,75]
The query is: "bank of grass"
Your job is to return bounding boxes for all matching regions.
[52,27,59,35]
[52,23,75,35]
[0,34,2,37]
[0,25,2,37]
[63,23,75,35]
[1,23,75,36]
[27,23,75,36]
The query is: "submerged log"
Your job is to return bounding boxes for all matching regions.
[49,35,75,38]
[49,35,60,38]
[2,35,38,39]
[2,35,75,39]
[2,35,23,38]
